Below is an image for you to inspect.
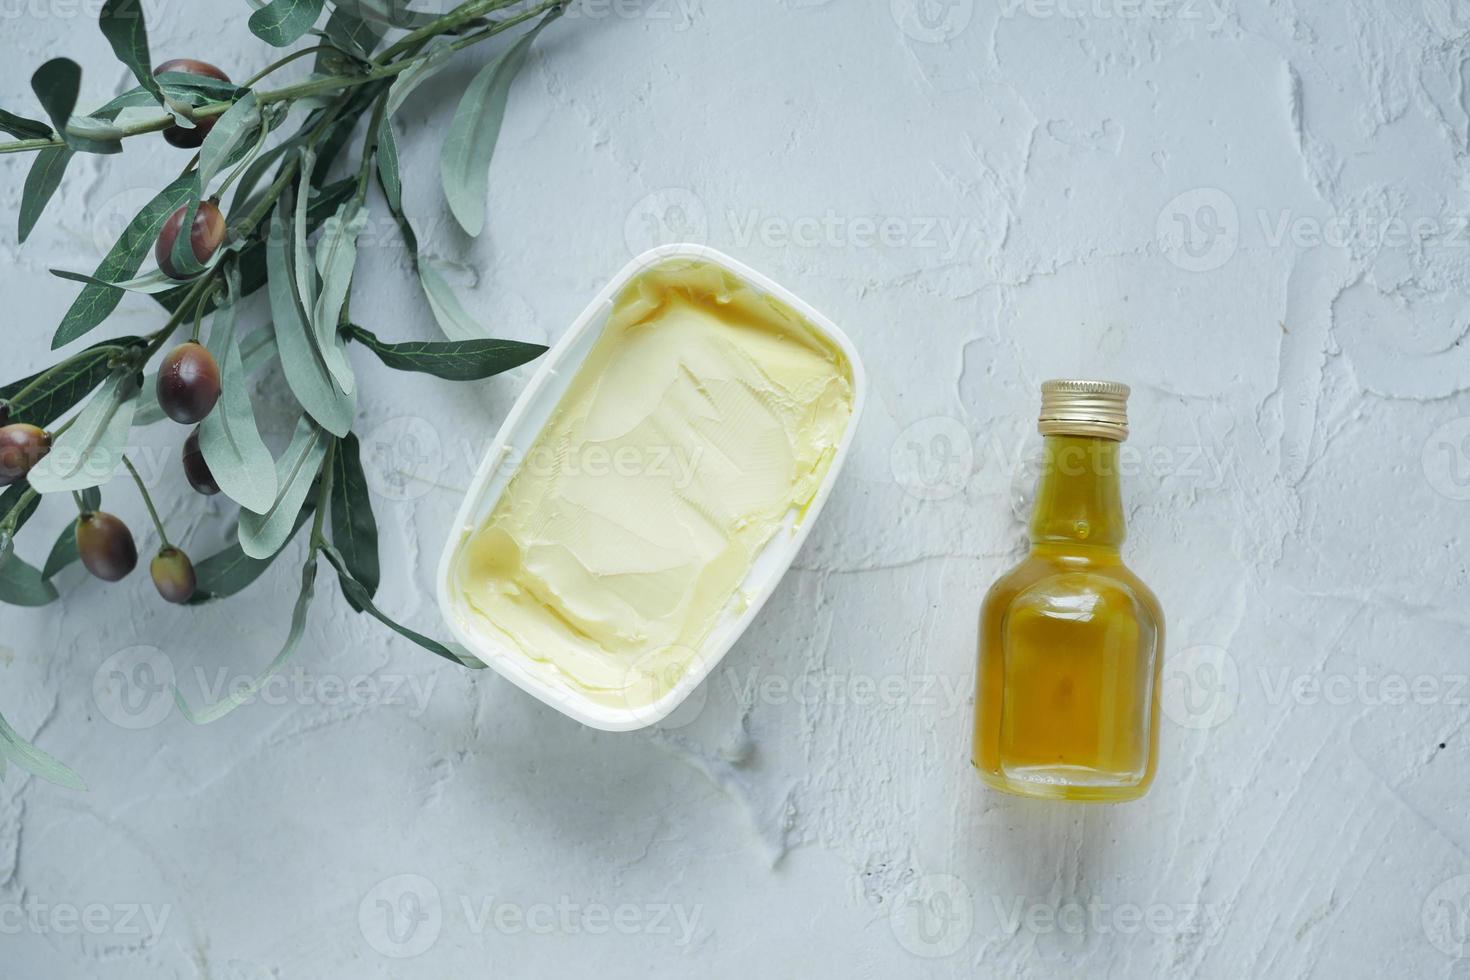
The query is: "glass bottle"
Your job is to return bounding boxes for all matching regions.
[972,380,1164,802]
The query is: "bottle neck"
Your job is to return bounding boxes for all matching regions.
[1029,434,1126,551]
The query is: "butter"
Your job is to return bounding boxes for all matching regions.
[453,259,854,710]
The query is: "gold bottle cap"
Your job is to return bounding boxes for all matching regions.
[1038,379,1130,440]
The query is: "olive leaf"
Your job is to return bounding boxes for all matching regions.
[321,545,484,668]
[198,92,263,189]
[50,267,179,294]
[19,148,72,244]
[190,505,311,603]
[0,551,59,607]
[198,278,278,514]
[348,323,546,381]
[328,433,378,609]
[26,371,140,493]
[0,338,139,430]
[238,413,329,559]
[194,271,276,514]
[53,172,196,349]
[334,0,437,30]
[166,179,210,281]
[418,258,492,341]
[318,5,384,60]
[0,708,84,789]
[310,199,367,395]
[384,41,454,116]
[439,10,559,237]
[376,119,401,212]
[43,519,80,579]
[0,107,51,140]
[174,553,319,724]
[98,0,165,108]
[267,185,356,436]
[31,57,119,155]
[249,0,327,47]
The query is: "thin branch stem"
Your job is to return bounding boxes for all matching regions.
[122,456,170,549]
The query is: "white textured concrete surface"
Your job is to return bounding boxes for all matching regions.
[3,1,1470,976]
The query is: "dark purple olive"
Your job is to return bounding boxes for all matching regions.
[0,402,10,426]
[155,199,225,280]
[0,423,50,486]
[157,342,221,424]
[182,428,220,495]
[153,59,231,148]
[76,512,138,582]
[150,546,197,604]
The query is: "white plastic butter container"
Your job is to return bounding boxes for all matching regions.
[436,244,866,731]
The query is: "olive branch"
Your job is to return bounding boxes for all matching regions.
[0,0,575,788]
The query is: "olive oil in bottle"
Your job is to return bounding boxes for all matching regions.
[973,380,1164,802]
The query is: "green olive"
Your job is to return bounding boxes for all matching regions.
[150,547,197,604]
[0,423,50,486]
[157,342,222,424]
[155,200,225,280]
[75,511,138,582]
[153,60,231,148]
[182,428,220,495]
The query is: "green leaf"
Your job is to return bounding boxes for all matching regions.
[166,179,210,281]
[418,259,492,341]
[239,414,328,559]
[31,59,119,155]
[439,10,559,237]
[43,519,79,579]
[50,267,179,294]
[53,172,196,349]
[0,338,137,428]
[319,5,384,60]
[376,119,401,212]
[321,545,484,668]
[384,42,454,117]
[329,433,378,608]
[267,186,355,435]
[0,552,60,607]
[19,147,73,244]
[26,371,140,493]
[174,554,319,724]
[310,200,365,396]
[0,708,84,789]
[198,275,278,514]
[249,0,326,47]
[98,0,165,108]
[0,107,51,140]
[334,0,436,29]
[190,504,312,601]
[198,92,262,190]
[348,323,546,381]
